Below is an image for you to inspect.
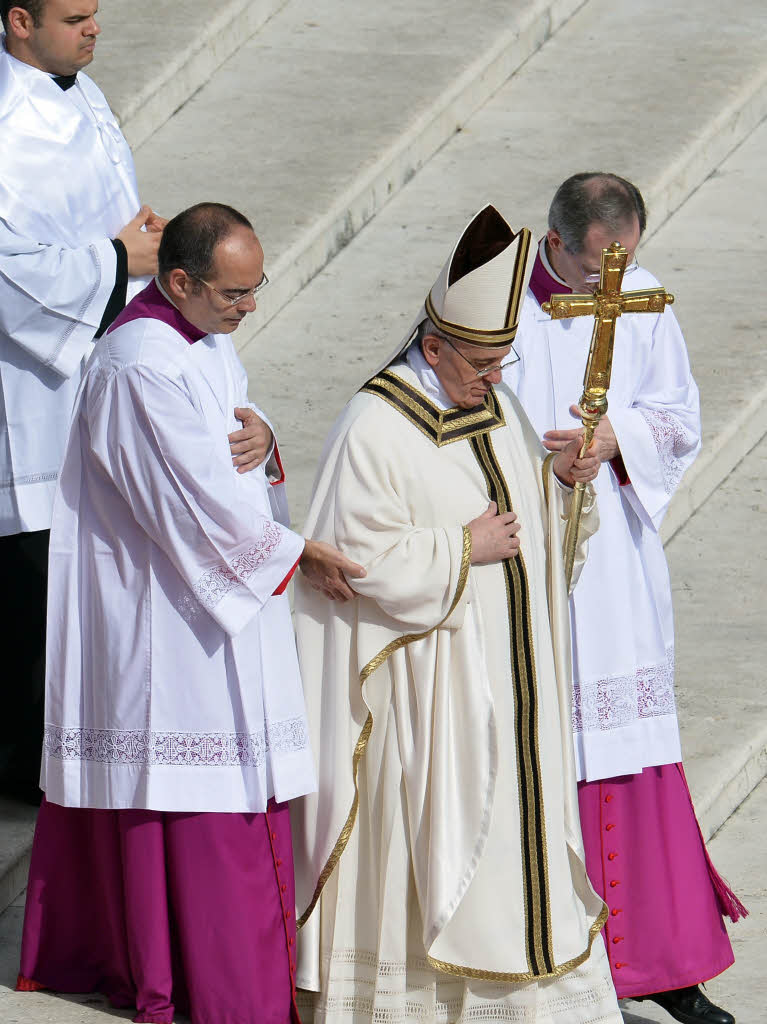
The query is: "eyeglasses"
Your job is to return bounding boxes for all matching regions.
[583,260,638,286]
[442,335,518,380]
[191,272,269,307]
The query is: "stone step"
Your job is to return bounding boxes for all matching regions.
[128,0,590,329]
[220,0,767,346]
[667,435,767,843]
[90,0,289,150]
[652,116,767,543]
[235,0,767,528]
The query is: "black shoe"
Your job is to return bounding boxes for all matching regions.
[640,985,735,1024]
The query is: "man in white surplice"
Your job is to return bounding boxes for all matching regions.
[504,173,738,1024]
[0,0,166,800]
[19,203,364,1023]
[292,206,623,1023]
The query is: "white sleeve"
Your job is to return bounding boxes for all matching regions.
[92,364,305,636]
[608,307,701,531]
[326,421,470,633]
[0,216,117,378]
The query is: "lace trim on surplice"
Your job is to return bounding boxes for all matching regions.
[44,717,308,766]
[639,408,697,495]
[189,519,283,613]
[572,645,676,734]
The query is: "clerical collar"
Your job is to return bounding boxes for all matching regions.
[529,237,571,308]
[106,279,208,344]
[402,342,454,411]
[53,73,77,91]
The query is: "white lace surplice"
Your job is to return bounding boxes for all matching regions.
[505,272,700,781]
[42,317,314,812]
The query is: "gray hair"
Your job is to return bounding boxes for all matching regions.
[548,172,647,254]
[416,317,447,347]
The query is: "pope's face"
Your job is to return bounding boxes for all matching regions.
[17,0,101,76]
[171,227,265,337]
[423,334,511,410]
[548,214,641,294]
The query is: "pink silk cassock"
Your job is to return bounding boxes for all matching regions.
[17,797,299,1024]
[578,763,740,999]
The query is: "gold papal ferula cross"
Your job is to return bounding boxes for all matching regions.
[542,242,675,590]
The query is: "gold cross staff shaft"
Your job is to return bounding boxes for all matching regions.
[542,242,674,590]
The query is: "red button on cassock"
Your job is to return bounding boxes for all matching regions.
[288,938,294,947]
[605,823,616,831]
[611,908,622,917]
[615,961,626,969]
[271,832,277,840]
[281,884,287,893]
[610,880,620,888]
[605,794,614,803]
[608,852,617,861]
[612,936,624,944]
[285,910,292,919]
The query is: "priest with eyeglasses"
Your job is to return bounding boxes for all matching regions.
[16,202,364,1024]
[291,205,624,1023]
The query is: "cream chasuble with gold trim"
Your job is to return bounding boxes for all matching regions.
[292,361,621,1023]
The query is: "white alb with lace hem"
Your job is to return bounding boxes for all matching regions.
[42,313,314,813]
[505,263,700,781]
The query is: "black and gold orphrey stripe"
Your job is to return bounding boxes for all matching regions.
[360,369,506,446]
[468,426,554,977]
[360,369,555,976]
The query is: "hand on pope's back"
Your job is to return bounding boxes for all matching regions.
[467,501,521,565]
[229,408,273,474]
[300,541,366,602]
[117,206,162,276]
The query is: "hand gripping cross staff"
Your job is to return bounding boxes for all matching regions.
[542,242,675,589]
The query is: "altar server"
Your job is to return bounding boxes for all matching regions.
[292,206,623,1023]
[0,0,166,801]
[505,172,741,1024]
[17,203,363,1024]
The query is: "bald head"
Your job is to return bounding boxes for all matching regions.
[548,173,646,255]
[158,202,255,283]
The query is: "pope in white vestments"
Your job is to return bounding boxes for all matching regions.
[504,173,739,1024]
[17,204,362,1024]
[293,206,623,1023]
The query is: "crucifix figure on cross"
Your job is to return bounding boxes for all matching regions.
[542,241,675,588]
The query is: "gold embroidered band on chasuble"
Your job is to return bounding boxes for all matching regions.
[359,369,506,446]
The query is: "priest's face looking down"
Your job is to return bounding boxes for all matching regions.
[546,213,641,294]
[421,332,511,410]
[163,226,266,336]
[4,1,101,76]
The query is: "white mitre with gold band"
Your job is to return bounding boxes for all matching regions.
[385,205,533,370]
